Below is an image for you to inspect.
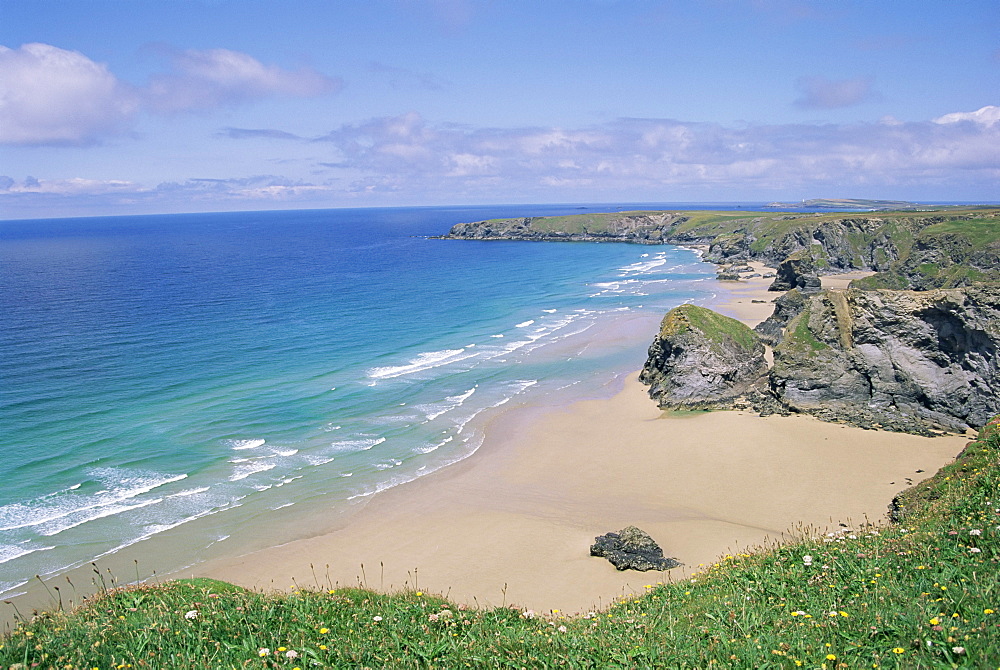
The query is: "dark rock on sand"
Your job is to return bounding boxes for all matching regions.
[590,526,682,571]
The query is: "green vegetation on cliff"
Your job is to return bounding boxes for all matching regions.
[443,206,1000,292]
[5,419,997,668]
[660,304,759,353]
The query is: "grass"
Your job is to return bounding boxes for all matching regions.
[659,304,760,353]
[3,417,997,668]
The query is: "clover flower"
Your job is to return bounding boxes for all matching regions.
[372,615,383,622]
[184,610,198,620]
[970,529,982,536]
[285,650,299,660]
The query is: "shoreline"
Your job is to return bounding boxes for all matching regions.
[195,262,965,613]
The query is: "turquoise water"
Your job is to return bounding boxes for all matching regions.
[0,204,730,598]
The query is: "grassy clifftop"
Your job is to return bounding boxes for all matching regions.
[4,418,997,668]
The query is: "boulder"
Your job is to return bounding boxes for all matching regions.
[590,526,681,571]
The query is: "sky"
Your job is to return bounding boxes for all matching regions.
[1,0,998,219]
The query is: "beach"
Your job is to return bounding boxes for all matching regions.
[198,264,968,614]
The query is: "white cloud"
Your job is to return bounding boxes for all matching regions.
[0,43,138,145]
[794,75,879,109]
[145,48,340,113]
[933,105,1000,127]
[0,43,341,145]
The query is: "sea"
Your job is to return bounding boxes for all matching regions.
[0,202,773,602]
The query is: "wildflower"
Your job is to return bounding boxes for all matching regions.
[319,627,328,634]
[826,654,837,660]
[557,625,567,633]
[285,650,298,660]
[184,610,198,620]
[929,617,940,625]
[952,646,965,654]
[828,611,838,617]
[372,616,383,622]
[985,609,995,614]
[892,648,905,654]
[802,555,813,566]
[521,609,536,619]
[970,529,982,536]
[278,647,287,652]
[428,613,439,622]
[319,645,327,650]
[969,547,982,553]
[258,648,270,657]
[438,609,453,620]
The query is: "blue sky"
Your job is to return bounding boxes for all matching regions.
[1,0,997,219]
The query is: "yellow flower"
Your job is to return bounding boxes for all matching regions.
[892,648,905,654]
[319,645,327,650]
[826,654,837,660]
[929,617,940,625]
[319,627,328,634]
[985,608,995,614]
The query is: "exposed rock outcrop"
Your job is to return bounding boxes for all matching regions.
[639,304,767,409]
[769,286,1000,433]
[767,251,822,292]
[590,526,682,571]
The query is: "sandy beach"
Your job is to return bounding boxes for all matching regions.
[196,262,967,613]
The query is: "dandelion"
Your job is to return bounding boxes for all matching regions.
[415,591,422,596]
[184,610,198,620]
[319,627,328,634]
[929,617,940,625]
[892,648,905,654]
[826,654,837,660]
[985,609,994,614]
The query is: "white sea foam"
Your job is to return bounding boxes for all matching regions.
[542,309,557,313]
[368,348,477,380]
[228,438,266,450]
[322,423,342,432]
[330,436,386,452]
[229,461,277,482]
[0,543,53,565]
[419,386,477,421]
[0,470,188,533]
[170,487,211,498]
[490,334,504,338]
[515,320,534,328]
[416,435,454,454]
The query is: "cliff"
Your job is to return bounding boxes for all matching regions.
[638,304,767,410]
[767,285,1000,434]
[440,208,1000,291]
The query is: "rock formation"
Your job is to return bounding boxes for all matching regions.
[590,526,682,571]
[639,304,767,410]
[769,285,1000,433]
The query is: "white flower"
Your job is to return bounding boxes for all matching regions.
[438,609,453,620]
[184,610,198,620]
[969,547,982,553]
[802,555,813,566]
[557,625,567,633]
[285,650,299,659]
[952,646,965,654]
[521,609,535,619]
[373,615,383,622]
[428,613,439,622]
[828,611,838,617]
[970,529,982,536]
[258,648,270,657]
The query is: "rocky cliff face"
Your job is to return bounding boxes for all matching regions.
[644,286,1000,434]
[768,286,1000,433]
[639,304,768,409]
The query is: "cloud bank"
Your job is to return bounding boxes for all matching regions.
[4,106,996,217]
[0,43,340,145]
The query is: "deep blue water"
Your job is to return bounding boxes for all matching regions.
[0,204,737,597]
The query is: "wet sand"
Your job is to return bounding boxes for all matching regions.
[199,265,965,613]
